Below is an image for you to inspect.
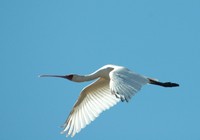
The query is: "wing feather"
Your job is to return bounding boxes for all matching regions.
[61,66,148,137]
[61,78,120,137]
[109,67,148,102]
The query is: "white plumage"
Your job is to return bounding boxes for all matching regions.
[39,64,179,137]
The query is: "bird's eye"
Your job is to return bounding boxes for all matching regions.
[65,74,73,80]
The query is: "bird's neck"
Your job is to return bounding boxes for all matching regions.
[72,71,101,82]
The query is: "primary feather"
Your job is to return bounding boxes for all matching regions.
[61,78,120,137]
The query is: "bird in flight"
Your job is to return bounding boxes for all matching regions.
[39,64,179,137]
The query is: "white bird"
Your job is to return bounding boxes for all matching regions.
[39,64,179,137]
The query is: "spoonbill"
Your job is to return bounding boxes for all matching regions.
[39,64,179,137]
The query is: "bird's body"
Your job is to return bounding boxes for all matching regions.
[40,64,179,137]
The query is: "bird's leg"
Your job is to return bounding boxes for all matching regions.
[148,78,179,87]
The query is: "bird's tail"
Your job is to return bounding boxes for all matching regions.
[148,78,179,87]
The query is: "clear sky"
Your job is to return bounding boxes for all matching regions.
[1,0,200,139]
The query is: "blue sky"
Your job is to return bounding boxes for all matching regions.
[1,0,200,139]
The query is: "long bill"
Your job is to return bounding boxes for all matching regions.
[39,74,67,79]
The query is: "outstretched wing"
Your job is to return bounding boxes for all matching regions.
[109,67,149,102]
[61,78,120,137]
